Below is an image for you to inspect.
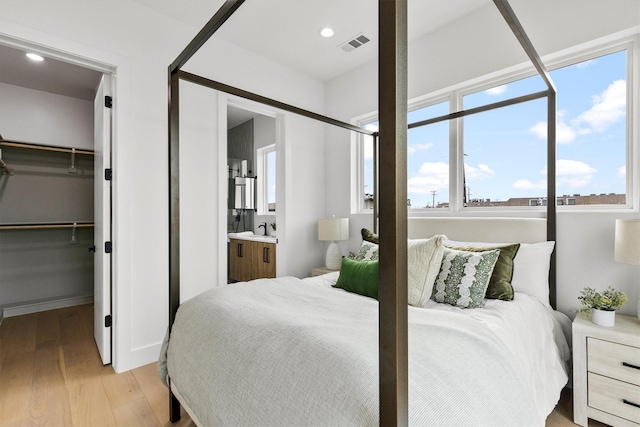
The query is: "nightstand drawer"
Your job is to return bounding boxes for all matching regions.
[588,372,640,424]
[588,338,640,387]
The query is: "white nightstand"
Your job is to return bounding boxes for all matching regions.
[311,266,339,277]
[572,313,640,426]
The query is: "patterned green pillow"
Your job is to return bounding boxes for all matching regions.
[431,248,500,308]
[445,243,520,301]
[348,240,379,261]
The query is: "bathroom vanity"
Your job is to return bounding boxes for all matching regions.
[228,234,276,282]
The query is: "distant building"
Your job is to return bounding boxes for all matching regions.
[365,193,626,209]
[442,193,626,208]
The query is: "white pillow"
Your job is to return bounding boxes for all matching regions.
[407,235,446,307]
[511,241,555,306]
[445,239,555,306]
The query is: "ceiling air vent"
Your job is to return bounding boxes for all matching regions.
[339,33,370,53]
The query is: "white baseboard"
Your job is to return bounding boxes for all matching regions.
[1,295,94,319]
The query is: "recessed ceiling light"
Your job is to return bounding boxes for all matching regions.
[26,53,44,62]
[319,27,334,38]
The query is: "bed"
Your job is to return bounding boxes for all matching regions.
[159,218,570,426]
[166,0,561,424]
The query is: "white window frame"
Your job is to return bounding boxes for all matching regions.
[353,30,638,214]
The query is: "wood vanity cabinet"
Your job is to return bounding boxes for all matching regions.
[229,238,276,282]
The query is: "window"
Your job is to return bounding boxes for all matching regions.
[407,101,450,209]
[356,38,633,212]
[360,123,378,212]
[256,144,276,213]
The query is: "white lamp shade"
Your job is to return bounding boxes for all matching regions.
[615,219,640,265]
[318,218,349,241]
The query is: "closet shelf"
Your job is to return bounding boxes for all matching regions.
[0,140,94,155]
[0,221,94,230]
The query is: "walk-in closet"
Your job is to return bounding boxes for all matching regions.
[0,42,107,357]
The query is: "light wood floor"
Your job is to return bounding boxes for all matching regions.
[0,304,194,426]
[0,304,605,427]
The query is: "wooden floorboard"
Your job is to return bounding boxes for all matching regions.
[0,303,607,427]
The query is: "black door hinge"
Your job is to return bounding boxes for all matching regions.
[105,314,112,328]
[105,96,113,109]
[105,168,112,181]
[105,241,112,253]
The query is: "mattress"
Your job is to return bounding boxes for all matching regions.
[160,273,568,426]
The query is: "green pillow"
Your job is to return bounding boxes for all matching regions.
[333,258,379,299]
[432,248,500,308]
[361,228,379,244]
[445,243,520,301]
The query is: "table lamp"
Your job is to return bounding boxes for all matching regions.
[614,218,640,320]
[318,217,349,270]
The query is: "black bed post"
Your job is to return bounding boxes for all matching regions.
[378,0,408,425]
[168,68,181,423]
[167,2,246,422]
[493,0,558,309]
[547,90,557,309]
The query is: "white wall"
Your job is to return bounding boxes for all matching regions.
[0,82,93,149]
[324,2,640,318]
[280,115,327,277]
[0,0,327,372]
[179,80,221,303]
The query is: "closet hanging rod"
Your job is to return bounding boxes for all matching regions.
[0,140,94,156]
[0,221,94,230]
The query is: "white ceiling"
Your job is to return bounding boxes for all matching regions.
[0,43,103,101]
[131,0,488,82]
[0,0,489,114]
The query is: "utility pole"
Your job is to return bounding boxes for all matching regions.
[430,190,437,208]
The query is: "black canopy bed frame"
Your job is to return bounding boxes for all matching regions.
[167,0,557,424]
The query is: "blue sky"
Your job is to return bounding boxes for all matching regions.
[364,49,627,208]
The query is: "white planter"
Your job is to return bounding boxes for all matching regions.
[591,308,615,327]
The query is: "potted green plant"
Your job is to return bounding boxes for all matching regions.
[577,286,628,327]
[269,220,276,237]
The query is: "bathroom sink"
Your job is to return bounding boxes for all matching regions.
[227,232,276,243]
[248,235,276,242]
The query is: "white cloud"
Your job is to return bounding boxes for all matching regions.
[557,159,596,176]
[529,80,625,144]
[408,162,449,194]
[512,179,546,190]
[529,111,587,144]
[363,135,374,160]
[556,159,597,187]
[575,59,595,69]
[464,163,494,179]
[514,159,596,190]
[485,85,507,95]
[575,79,626,132]
[407,142,434,154]
[618,165,626,178]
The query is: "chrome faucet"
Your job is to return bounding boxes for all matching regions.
[258,222,267,236]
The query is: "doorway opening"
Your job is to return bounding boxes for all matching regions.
[0,36,115,365]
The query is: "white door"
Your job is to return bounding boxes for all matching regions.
[94,75,112,365]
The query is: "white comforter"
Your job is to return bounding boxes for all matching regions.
[162,274,568,426]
